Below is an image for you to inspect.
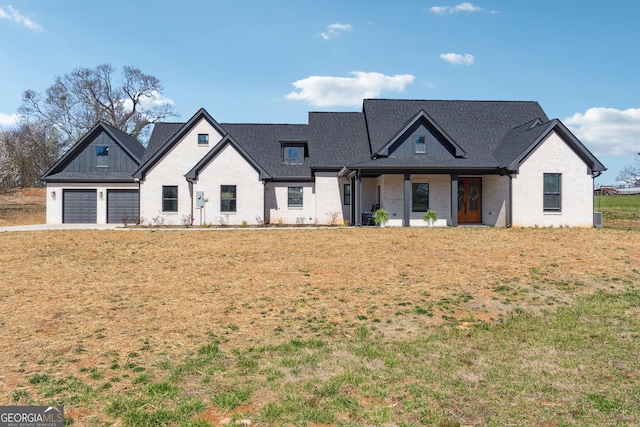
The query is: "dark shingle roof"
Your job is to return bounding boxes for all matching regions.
[493,119,549,167]
[40,171,137,182]
[128,100,603,181]
[363,99,549,167]
[220,123,309,178]
[140,122,184,165]
[101,122,146,162]
[494,118,606,172]
[307,112,370,168]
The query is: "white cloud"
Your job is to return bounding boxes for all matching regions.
[0,113,18,127]
[122,90,175,111]
[285,71,415,107]
[0,5,43,31]
[440,53,474,65]
[452,2,483,13]
[428,2,487,14]
[321,23,353,40]
[564,107,640,156]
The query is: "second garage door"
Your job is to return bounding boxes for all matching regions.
[107,190,139,224]
[63,189,97,223]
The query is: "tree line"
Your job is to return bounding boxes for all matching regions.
[0,64,176,188]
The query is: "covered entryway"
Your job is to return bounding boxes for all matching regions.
[63,189,97,223]
[107,189,139,224]
[458,177,482,223]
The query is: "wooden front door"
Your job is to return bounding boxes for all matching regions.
[458,178,482,224]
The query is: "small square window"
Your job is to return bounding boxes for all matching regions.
[198,134,209,145]
[415,136,426,154]
[288,187,303,208]
[96,146,109,167]
[221,185,237,212]
[283,144,305,165]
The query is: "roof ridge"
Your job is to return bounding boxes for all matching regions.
[364,98,540,103]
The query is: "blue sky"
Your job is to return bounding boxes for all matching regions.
[1,1,639,186]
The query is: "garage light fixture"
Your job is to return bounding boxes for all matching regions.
[99,191,104,199]
[51,191,56,199]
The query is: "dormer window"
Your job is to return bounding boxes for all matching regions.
[198,134,209,145]
[96,146,109,167]
[415,135,426,154]
[283,143,306,165]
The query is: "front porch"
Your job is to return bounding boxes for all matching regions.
[348,172,510,227]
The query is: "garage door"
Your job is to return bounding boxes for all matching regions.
[107,190,139,224]
[63,189,97,223]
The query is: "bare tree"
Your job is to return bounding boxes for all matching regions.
[0,120,62,187]
[616,153,640,188]
[19,64,177,149]
[0,130,19,187]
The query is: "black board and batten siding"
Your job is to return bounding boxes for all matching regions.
[387,122,456,159]
[60,132,139,173]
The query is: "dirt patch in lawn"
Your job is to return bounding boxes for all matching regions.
[0,187,46,226]
[0,227,638,411]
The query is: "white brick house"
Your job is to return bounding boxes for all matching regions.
[41,100,605,227]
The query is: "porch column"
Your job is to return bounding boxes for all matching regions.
[451,173,458,227]
[403,173,410,227]
[350,176,356,226]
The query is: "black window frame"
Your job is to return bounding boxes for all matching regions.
[543,173,562,212]
[415,135,426,154]
[96,145,109,167]
[162,186,178,212]
[283,144,305,165]
[220,185,237,213]
[288,186,303,208]
[198,134,209,145]
[344,183,351,206]
[412,183,430,212]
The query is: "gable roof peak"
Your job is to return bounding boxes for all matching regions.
[134,107,227,179]
[374,108,466,158]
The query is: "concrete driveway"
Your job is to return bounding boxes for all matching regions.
[0,224,122,232]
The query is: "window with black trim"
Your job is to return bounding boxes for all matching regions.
[288,186,303,208]
[412,183,429,212]
[96,146,109,167]
[283,144,305,165]
[344,184,351,205]
[198,134,209,145]
[221,185,237,212]
[543,173,561,212]
[415,135,426,154]
[162,186,178,212]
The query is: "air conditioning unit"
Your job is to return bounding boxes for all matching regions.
[593,211,603,228]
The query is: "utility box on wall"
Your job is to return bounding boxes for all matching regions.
[196,191,204,208]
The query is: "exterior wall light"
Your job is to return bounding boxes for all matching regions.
[51,191,56,199]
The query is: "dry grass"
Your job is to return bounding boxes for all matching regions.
[0,187,46,226]
[0,227,639,425]
[0,190,639,425]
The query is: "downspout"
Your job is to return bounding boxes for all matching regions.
[356,171,362,226]
[134,177,141,225]
[187,178,194,226]
[507,175,513,228]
